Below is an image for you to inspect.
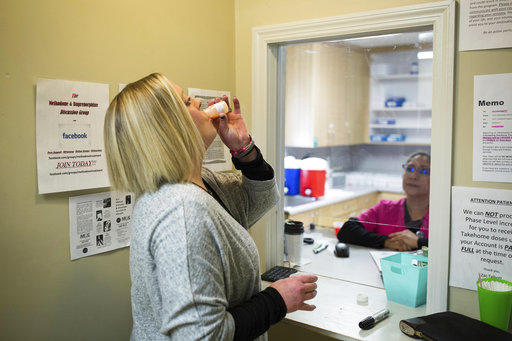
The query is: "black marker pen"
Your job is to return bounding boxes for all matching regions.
[358,308,390,330]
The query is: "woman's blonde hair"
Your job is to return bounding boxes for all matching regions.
[104,73,205,196]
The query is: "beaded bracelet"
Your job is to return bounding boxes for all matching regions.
[230,135,255,159]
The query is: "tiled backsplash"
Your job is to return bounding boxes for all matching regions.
[285,144,431,174]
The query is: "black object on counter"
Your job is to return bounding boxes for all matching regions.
[334,243,350,257]
[359,308,389,330]
[303,237,314,245]
[309,223,316,230]
[261,266,298,282]
[399,311,512,340]
[285,220,304,235]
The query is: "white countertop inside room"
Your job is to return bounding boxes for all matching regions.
[263,228,426,340]
[276,275,426,341]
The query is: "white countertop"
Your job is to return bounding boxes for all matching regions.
[264,228,426,340]
[284,188,376,215]
[299,230,385,288]
[274,275,426,341]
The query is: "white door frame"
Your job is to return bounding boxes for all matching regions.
[252,1,455,314]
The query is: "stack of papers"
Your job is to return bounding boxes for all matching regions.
[369,251,399,272]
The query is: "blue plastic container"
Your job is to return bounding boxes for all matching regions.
[385,97,406,108]
[387,134,406,142]
[370,134,388,142]
[284,168,301,195]
[380,253,428,307]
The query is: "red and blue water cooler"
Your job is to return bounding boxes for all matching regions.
[300,158,327,198]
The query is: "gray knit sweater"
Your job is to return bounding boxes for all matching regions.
[129,168,279,340]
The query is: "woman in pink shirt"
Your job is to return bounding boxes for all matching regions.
[337,152,430,251]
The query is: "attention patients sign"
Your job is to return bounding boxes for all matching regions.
[36,78,110,194]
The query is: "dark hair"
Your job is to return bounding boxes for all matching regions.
[405,152,430,165]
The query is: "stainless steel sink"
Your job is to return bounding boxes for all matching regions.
[284,195,318,207]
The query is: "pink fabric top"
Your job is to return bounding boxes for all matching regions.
[357,198,429,238]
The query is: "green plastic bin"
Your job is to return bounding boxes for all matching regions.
[380,253,428,307]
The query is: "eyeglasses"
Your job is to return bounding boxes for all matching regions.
[402,164,430,176]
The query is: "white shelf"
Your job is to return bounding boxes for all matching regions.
[371,73,432,80]
[368,53,433,148]
[370,124,431,129]
[372,107,431,112]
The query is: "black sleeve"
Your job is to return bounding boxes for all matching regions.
[227,286,287,341]
[232,145,274,181]
[418,237,428,248]
[336,218,388,249]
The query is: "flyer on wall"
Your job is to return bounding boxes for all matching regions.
[188,87,232,172]
[69,191,134,260]
[473,73,512,183]
[449,186,512,290]
[460,0,512,51]
[36,78,110,194]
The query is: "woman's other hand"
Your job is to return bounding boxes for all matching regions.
[270,275,318,313]
[385,230,419,251]
[208,96,251,152]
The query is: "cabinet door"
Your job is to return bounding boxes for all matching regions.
[320,197,360,218]
[289,209,318,227]
[285,43,369,147]
[356,192,379,215]
[285,44,315,147]
[313,44,370,147]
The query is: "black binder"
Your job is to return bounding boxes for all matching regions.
[399,311,511,340]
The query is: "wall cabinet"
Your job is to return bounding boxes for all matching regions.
[285,43,369,147]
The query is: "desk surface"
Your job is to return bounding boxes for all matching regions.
[267,274,426,341]
[275,227,426,340]
[298,229,384,288]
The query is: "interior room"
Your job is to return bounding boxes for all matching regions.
[1,0,511,340]
[283,30,433,288]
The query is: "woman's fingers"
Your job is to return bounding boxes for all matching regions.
[303,282,317,293]
[299,303,316,311]
[232,97,241,115]
[222,95,231,111]
[303,290,317,301]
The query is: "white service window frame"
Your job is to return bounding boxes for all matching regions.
[251,0,455,314]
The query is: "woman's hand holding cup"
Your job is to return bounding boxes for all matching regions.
[208,96,251,154]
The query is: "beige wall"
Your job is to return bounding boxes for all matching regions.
[0,0,235,339]
[234,0,512,338]
[1,0,511,339]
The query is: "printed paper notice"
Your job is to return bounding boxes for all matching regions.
[449,186,512,290]
[36,78,110,194]
[460,0,512,51]
[473,73,512,183]
[69,191,134,260]
[188,88,232,171]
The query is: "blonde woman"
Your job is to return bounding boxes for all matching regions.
[104,73,317,340]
